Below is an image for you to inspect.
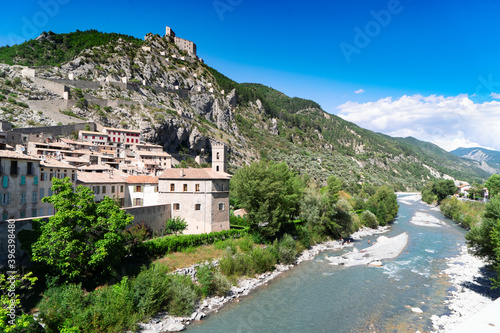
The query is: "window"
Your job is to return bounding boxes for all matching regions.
[170,184,175,192]
[111,186,115,193]
[27,162,33,175]
[41,173,46,181]
[48,188,53,196]
[134,198,143,206]
[32,209,37,217]
[102,186,106,194]
[1,193,10,205]
[183,184,188,192]
[154,186,158,193]
[195,203,201,211]
[32,192,37,203]
[2,176,7,188]
[216,152,220,160]
[49,173,53,180]
[21,192,26,204]
[39,208,44,216]
[40,188,45,200]
[120,185,124,193]
[20,211,26,219]
[135,185,143,193]
[218,202,224,211]
[10,161,18,175]
[93,186,100,194]
[173,203,180,211]
[47,207,53,215]
[216,165,220,172]
[34,176,38,185]
[20,176,25,185]
[2,213,7,220]
[195,184,200,192]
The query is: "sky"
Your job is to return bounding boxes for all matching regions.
[1,0,500,151]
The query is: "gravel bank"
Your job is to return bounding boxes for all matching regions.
[431,246,500,332]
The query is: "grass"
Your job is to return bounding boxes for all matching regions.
[155,244,226,272]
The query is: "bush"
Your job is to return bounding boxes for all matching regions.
[197,264,231,297]
[275,233,297,265]
[167,275,198,316]
[360,210,379,229]
[251,245,278,273]
[131,264,170,319]
[237,237,254,253]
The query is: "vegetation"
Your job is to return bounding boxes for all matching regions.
[485,174,500,198]
[0,30,144,66]
[165,216,188,236]
[440,197,484,229]
[230,160,305,239]
[31,178,134,284]
[421,179,457,204]
[466,196,500,289]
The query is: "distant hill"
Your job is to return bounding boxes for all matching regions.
[451,147,500,172]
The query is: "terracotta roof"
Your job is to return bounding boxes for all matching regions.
[127,175,159,184]
[77,170,128,184]
[159,168,231,180]
[0,150,40,161]
[61,138,96,146]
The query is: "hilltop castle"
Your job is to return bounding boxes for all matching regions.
[165,26,197,56]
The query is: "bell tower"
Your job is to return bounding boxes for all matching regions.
[212,143,227,173]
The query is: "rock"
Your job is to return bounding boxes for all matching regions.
[369,260,383,267]
[411,307,423,314]
[194,312,206,321]
[165,323,185,332]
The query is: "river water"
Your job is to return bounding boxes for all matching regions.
[186,193,466,333]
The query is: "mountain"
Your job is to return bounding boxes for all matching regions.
[0,29,493,190]
[450,147,500,172]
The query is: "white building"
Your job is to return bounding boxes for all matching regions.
[125,175,159,207]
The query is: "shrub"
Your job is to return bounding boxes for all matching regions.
[166,275,198,316]
[360,210,379,229]
[237,237,254,253]
[275,233,297,265]
[250,246,277,274]
[211,271,231,296]
[197,264,231,297]
[131,264,170,319]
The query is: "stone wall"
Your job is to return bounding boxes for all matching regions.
[32,77,69,98]
[12,122,97,136]
[123,203,171,233]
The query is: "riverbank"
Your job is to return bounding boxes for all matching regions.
[136,226,391,332]
[431,246,500,332]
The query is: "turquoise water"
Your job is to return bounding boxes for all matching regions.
[186,194,466,333]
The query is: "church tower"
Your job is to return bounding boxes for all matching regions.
[212,143,227,173]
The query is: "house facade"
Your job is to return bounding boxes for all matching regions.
[158,144,230,234]
[125,175,159,207]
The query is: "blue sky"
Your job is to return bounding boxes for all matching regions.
[2,0,500,150]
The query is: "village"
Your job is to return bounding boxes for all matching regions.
[0,120,231,238]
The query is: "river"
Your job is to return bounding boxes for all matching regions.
[185,193,467,333]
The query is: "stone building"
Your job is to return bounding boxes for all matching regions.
[158,144,230,234]
[125,175,159,207]
[0,151,40,220]
[165,26,197,56]
[76,169,128,206]
[38,157,77,216]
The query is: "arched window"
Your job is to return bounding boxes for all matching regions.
[216,165,219,172]
[216,152,220,160]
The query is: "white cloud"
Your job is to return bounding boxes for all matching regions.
[490,92,500,99]
[354,89,365,94]
[336,94,500,151]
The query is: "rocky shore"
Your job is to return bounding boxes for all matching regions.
[137,226,390,332]
[431,246,500,332]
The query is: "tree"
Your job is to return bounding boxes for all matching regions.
[230,161,304,239]
[432,179,457,202]
[32,178,133,283]
[165,216,188,236]
[466,196,500,288]
[367,185,399,226]
[485,174,500,198]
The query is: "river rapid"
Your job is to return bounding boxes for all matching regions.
[185,193,472,333]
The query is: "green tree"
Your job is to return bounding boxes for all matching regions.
[367,185,399,226]
[466,196,500,288]
[230,161,304,239]
[32,178,133,283]
[433,179,457,202]
[165,217,188,236]
[485,174,500,198]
